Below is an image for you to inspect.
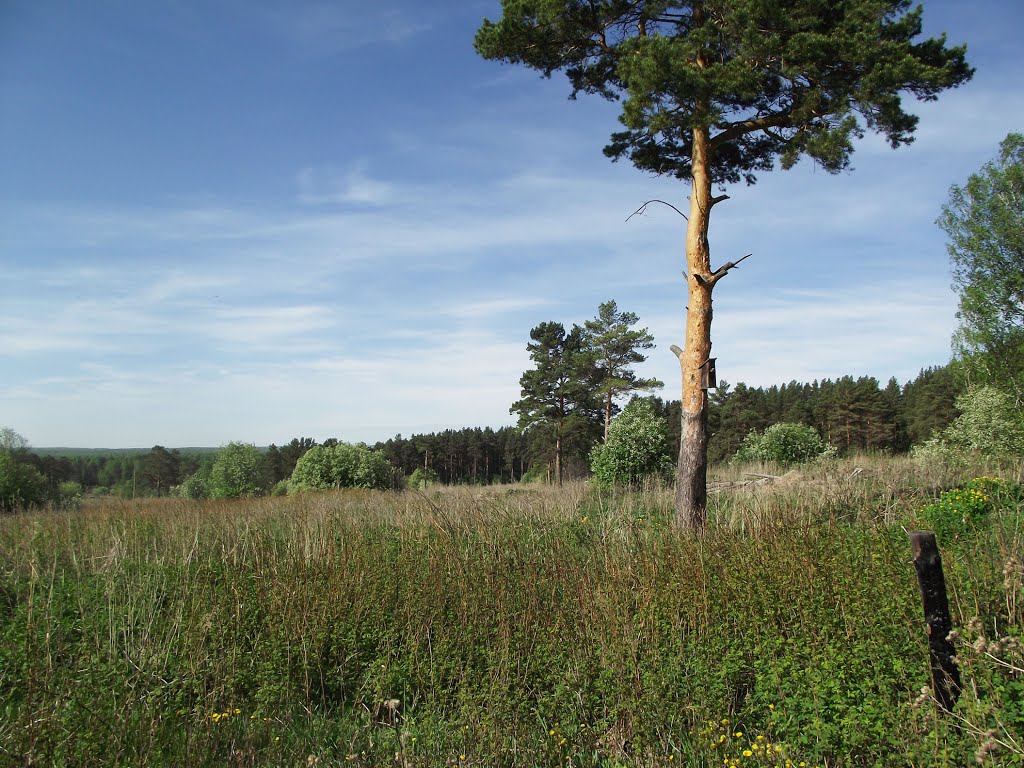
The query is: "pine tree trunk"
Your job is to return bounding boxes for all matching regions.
[604,391,613,441]
[555,430,562,486]
[674,124,715,529]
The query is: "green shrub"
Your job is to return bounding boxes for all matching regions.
[290,443,394,492]
[589,399,673,487]
[520,464,548,483]
[179,474,209,500]
[943,386,1024,456]
[56,481,83,510]
[0,450,48,512]
[408,467,438,489]
[734,422,834,465]
[209,442,265,499]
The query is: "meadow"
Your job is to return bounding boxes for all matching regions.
[1,455,1021,767]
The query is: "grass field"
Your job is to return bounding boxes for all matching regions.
[1,455,1022,767]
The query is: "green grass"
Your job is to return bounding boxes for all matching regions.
[1,456,1021,767]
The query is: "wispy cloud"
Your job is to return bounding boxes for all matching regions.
[257,2,433,54]
[0,324,530,446]
[641,278,957,393]
[445,297,555,320]
[205,305,338,349]
[296,166,397,207]
[3,0,1010,449]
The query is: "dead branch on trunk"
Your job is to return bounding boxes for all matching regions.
[626,199,688,222]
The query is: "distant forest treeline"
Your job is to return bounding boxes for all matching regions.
[21,365,959,497]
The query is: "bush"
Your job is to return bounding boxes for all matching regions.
[179,474,209,500]
[0,450,48,512]
[733,422,834,465]
[589,399,673,487]
[408,467,438,489]
[913,386,1024,467]
[56,481,83,510]
[942,385,1024,456]
[209,443,265,499]
[289,443,395,492]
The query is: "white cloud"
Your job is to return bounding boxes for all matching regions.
[296,166,397,207]
[641,278,958,396]
[204,305,339,349]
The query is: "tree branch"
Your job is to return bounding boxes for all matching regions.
[709,112,794,149]
[707,253,753,287]
[626,199,688,222]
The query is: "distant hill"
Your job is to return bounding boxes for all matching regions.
[33,447,225,457]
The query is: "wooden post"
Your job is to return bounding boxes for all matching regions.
[909,530,961,712]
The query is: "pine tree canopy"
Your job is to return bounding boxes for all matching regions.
[475,0,973,184]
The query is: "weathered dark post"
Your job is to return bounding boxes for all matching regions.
[909,530,961,712]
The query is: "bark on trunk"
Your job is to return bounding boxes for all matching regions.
[555,430,562,486]
[674,122,715,529]
[604,391,613,441]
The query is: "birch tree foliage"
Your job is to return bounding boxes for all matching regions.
[939,133,1024,400]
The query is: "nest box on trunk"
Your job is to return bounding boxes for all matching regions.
[700,358,717,390]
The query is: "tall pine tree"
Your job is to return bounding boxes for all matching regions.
[511,322,599,485]
[583,300,663,440]
[477,0,972,527]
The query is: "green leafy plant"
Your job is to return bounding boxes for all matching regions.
[290,443,394,492]
[209,442,266,499]
[943,614,1024,766]
[0,449,48,512]
[944,386,1024,457]
[733,423,834,465]
[939,133,1024,400]
[917,477,1020,536]
[589,399,673,487]
[179,473,209,500]
[407,467,438,490]
[55,481,82,510]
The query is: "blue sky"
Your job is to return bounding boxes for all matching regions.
[2,1,1023,449]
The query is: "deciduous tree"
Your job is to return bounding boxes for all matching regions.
[0,427,29,452]
[209,442,265,499]
[289,443,395,492]
[939,133,1024,400]
[477,0,972,527]
[0,428,47,513]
